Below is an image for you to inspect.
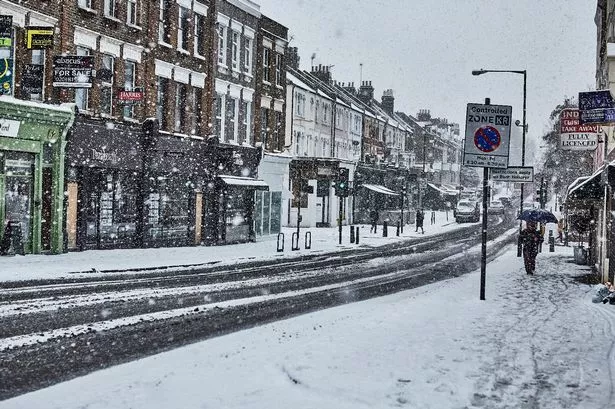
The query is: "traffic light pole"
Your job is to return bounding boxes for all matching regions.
[400,185,405,233]
[338,198,343,244]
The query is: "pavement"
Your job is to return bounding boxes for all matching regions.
[0,211,465,282]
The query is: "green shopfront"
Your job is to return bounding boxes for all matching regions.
[0,98,75,254]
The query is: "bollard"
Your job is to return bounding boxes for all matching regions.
[277,232,285,252]
[355,226,360,244]
[396,221,400,236]
[291,232,300,251]
[305,231,312,249]
[549,230,555,252]
[350,225,355,243]
[383,220,388,237]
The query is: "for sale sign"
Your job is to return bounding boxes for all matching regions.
[559,108,598,151]
[52,55,94,88]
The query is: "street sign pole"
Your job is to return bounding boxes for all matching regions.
[479,98,491,301]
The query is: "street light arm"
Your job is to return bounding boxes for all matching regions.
[472,69,526,76]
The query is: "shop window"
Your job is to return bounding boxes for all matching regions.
[100,54,115,115]
[146,177,191,245]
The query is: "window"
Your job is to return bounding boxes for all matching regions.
[231,31,239,70]
[275,54,283,85]
[174,83,187,133]
[244,37,252,74]
[215,94,223,137]
[104,0,117,18]
[194,14,206,56]
[261,108,269,145]
[295,93,305,117]
[323,104,329,123]
[156,76,169,129]
[159,0,171,43]
[226,97,237,142]
[191,87,203,135]
[123,60,136,118]
[178,6,190,51]
[263,47,271,82]
[27,50,45,101]
[127,0,138,26]
[78,0,92,8]
[242,101,251,144]
[100,54,114,115]
[75,46,91,111]
[273,111,282,150]
[218,25,227,65]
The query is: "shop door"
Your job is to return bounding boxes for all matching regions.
[4,153,35,253]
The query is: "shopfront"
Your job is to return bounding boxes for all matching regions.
[66,117,143,250]
[0,98,75,254]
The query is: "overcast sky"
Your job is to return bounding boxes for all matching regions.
[257,0,597,160]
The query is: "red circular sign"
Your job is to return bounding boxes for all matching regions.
[474,126,501,153]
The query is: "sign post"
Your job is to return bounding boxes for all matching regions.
[464,99,512,300]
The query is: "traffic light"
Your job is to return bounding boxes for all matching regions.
[335,168,350,197]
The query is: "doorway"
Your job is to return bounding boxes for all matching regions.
[4,152,35,253]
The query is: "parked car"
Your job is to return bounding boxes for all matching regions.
[455,200,480,223]
[488,200,505,215]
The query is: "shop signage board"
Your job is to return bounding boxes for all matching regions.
[490,166,534,182]
[25,26,54,49]
[118,89,144,103]
[559,108,599,150]
[0,15,12,48]
[463,103,512,168]
[0,118,20,137]
[21,64,44,95]
[53,55,94,88]
[578,90,615,125]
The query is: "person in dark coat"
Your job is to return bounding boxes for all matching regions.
[415,209,424,234]
[370,209,378,233]
[520,221,543,274]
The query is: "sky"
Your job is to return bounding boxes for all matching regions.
[4,244,613,409]
[257,0,597,158]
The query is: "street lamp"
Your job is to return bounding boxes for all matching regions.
[472,68,527,255]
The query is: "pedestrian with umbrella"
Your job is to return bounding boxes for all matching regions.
[518,209,557,274]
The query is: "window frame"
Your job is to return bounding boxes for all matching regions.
[123,60,136,119]
[275,53,282,86]
[158,0,172,44]
[75,46,91,112]
[218,25,227,66]
[127,0,139,26]
[174,82,187,133]
[243,37,252,75]
[178,6,190,52]
[156,76,169,130]
[263,47,271,83]
[100,53,115,116]
[194,13,206,57]
[104,0,118,18]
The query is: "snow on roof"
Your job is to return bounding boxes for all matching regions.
[0,95,75,114]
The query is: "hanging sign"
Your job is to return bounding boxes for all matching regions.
[25,26,54,49]
[0,15,12,47]
[21,64,44,95]
[559,108,599,150]
[578,90,615,125]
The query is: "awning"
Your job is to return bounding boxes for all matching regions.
[361,183,399,196]
[218,175,269,190]
[427,182,458,196]
[566,165,605,202]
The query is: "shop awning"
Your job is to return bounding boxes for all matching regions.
[427,183,458,196]
[219,175,269,190]
[361,183,399,196]
[566,165,605,202]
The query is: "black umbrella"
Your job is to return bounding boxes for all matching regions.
[517,209,558,224]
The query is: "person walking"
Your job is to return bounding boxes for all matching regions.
[370,209,379,234]
[520,221,543,274]
[415,208,424,234]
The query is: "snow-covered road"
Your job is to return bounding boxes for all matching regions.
[2,245,613,409]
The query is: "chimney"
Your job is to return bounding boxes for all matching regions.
[417,109,431,121]
[342,81,356,95]
[358,80,374,103]
[382,89,394,115]
[287,47,300,70]
[311,64,332,83]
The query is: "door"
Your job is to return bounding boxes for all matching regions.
[4,152,35,253]
[41,167,52,251]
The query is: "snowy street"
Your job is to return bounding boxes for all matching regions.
[2,245,612,409]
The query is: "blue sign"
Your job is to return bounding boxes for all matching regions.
[579,90,615,124]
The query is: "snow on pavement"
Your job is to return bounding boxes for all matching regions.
[3,245,613,409]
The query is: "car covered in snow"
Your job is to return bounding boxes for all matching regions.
[455,200,480,223]
[488,200,505,215]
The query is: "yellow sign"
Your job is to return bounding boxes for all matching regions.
[25,26,54,49]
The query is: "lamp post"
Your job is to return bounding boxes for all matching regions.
[472,68,527,255]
